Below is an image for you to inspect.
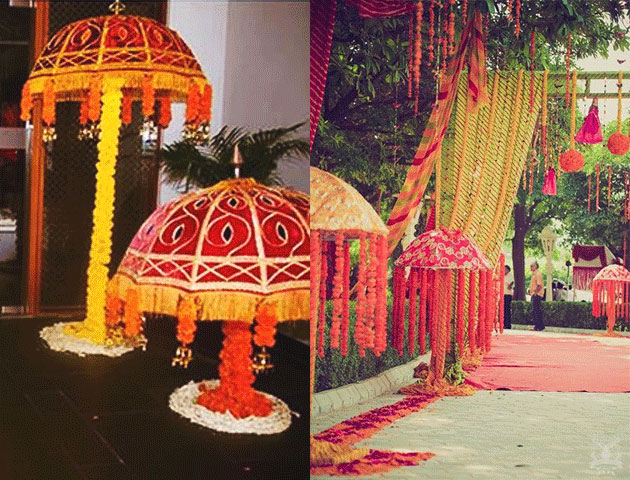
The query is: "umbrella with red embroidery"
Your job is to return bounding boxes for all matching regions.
[592,264,630,335]
[108,177,309,434]
[393,226,495,383]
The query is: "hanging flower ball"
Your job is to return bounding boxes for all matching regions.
[559,149,584,172]
[607,132,630,156]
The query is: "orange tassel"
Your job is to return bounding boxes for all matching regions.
[365,234,378,350]
[331,232,344,349]
[341,240,351,356]
[408,269,419,355]
[185,81,201,125]
[413,0,423,115]
[20,82,32,122]
[199,83,212,123]
[356,233,368,357]
[374,235,388,356]
[105,278,121,328]
[79,97,89,125]
[254,303,277,348]
[123,288,142,338]
[608,166,612,206]
[142,74,155,117]
[42,79,56,126]
[176,295,198,346]
[596,163,600,211]
[408,14,414,98]
[87,76,102,123]
[121,92,133,125]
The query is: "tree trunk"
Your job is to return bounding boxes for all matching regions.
[512,203,527,301]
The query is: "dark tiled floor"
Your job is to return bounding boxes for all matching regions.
[0,316,309,479]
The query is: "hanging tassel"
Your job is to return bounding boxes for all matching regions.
[374,235,388,356]
[542,71,548,166]
[87,76,102,123]
[467,271,477,354]
[356,233,368,357]
[20,82,32,122]
[330,233,344,349]
[42,79,56,126]
[365,234,378,350]
[456,269,466,354]
[176,295,198,347]
[185,81,201,126]
[142,74,155,118]
[408,14,414,99]
[123,288,142,338]
[408,269,418,355]
[529,30,535,113]
[105,277,121,328]
[477,270,486,351]
[542,167,557,196]
[608,166,612,206]
[413,0,423,116]
[79,97,89,125]
[428,0,435,65]
[596,163,601,212]
[254,303,278,348]
[515,0,521,37]
[310,231,321,364]
[419,269,428,354]
[199,83,213,124]
[158,95,172,128]
[318,240,328,358]
[499,254,505,333]
[396,269,408,356]
[121,91,133,125]
[565,35,572,106]
[341,240,350,356]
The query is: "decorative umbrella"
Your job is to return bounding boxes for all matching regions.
[393,227,494,384]
[310,167,388,466]
[592,264,630,335]
[109,176,309,434]
[310,167,388,361]
[24,0,212,354]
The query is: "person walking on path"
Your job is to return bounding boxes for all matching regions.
[529,261,545,331]
[503,265,514,329]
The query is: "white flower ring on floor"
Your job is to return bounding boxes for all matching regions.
[169,380,295,435]
[39,322,136,358]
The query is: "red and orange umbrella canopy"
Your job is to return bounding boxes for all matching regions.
[592,264,630,333]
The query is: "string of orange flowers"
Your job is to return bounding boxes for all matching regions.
[565,35,572,106]
[529,30,536,113]
[428,0,436,65]
[596,162,601,212]
[413,0,423,115]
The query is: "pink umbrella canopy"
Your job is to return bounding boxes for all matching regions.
[396,226,492,270]
[592,264,630,332]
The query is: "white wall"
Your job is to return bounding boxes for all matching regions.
[160,1,309,204]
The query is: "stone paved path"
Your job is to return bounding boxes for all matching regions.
[312,331,630,479]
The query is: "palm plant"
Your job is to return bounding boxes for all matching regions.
[159,122,308,189]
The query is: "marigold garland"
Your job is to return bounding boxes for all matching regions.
[254,302,277,348]
[498,254,505,333]
[197,321,272,418]
[87,76,102,123]
[477,270,486,351]
[408,14,414,99]
[65,77,124,344]
[158,95,172,128]
[560,71,584,172]
[330,232,344,349]
[121,91,133,125]
[365,234,378,349]
[507,0,513,20]
[542,71,549,163]
[456,270,466,354]
[587,176,592,212]
[356,233,369,356]
[529,31,536,113]
[199,83,212,123]
[515,0,521,37]
[42,79,56,126]
[596,163,601,211]
[310,230,321,395]
[105,276,121,327]
[318,242,328,358]
[608,166,612,206]
[418,269,427,354]
[123,288,143,338]
[185,81,201,125]
[341,240,351,355]
[374,235,388,356]
[413,0,423,115]
[448,3,455,56]
[462,0,468,26]
[467,271,477,354]
[565,35,572,106]
[608,71,629,155]
[176,295,199,346]
[79,97,89,125]
[20,82,31,122]
[142,74,155,118]
[408,269,418,355]
[428,0,436,65]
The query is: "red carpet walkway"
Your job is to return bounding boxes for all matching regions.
[465,332,630,393]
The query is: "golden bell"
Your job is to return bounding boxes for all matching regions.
[172,346,192,368]
[252,347,273,375]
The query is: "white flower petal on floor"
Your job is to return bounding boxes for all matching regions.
[169,380,293,435]
[39,322,134,358]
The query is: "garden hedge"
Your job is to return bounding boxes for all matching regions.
[314,299,423,393]
[511,300,628,331]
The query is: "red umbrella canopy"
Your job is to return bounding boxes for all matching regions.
[592,264,630,331]
[395,226,491,270]
[112,178,310,324]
